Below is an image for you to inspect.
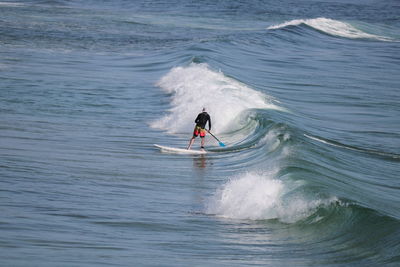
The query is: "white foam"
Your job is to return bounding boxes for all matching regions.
[0,2,24,7]
[206,171,337,223]
[268,17,391,41]
[257,127,291,152]
[151,63,283,134]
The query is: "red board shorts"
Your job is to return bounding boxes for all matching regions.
[193,126,206,138]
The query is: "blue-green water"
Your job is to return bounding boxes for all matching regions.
[1,1,400,266]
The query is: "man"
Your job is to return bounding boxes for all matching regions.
[187,108,211,150]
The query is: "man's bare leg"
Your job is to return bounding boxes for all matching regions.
[187,137,195,150]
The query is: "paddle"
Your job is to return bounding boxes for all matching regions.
[206,129,226,147]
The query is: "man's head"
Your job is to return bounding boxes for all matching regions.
[202,107,206,112]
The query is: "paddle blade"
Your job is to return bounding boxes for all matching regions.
[219,142,226,147]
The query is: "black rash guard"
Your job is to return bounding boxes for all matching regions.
[195,112,211,130]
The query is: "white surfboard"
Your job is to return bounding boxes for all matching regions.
[154,144,207,154]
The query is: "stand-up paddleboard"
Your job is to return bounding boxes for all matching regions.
[154,144,207,154]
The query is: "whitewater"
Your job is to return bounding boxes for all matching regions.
[267,17,393,41]
[1,0,399,266]
[151,63,285,134]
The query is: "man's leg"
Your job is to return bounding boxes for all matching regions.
[187,137,196,150]
[200,137,205,149]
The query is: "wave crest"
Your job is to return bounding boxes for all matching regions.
[151,63,283,134]
[268,17,391,41]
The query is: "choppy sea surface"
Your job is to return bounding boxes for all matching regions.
[1,0,400,266]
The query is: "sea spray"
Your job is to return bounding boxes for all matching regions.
[151,63,282,134]
[206,171,338,223]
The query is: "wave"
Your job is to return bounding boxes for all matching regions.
[151,64,337,224]
[267,17,392,41]
[153,63,400,226]
[305,133,400,161]
[151,63,285,134]
[0,2,24,7]
[206,171,339,223]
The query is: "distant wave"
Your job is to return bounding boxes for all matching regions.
[0,2,24,7]
[304,134,400,160]
[268,17,392,41]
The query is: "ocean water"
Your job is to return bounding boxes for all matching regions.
[1,0,400,266]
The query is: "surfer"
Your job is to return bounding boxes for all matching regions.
[187,108,211,150]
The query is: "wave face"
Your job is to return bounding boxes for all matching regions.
[268,17,392,41]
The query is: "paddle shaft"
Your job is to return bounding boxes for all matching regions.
[206,129,225,146]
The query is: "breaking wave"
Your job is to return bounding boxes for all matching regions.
[150,63,285,134]
[268,17,392,41]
